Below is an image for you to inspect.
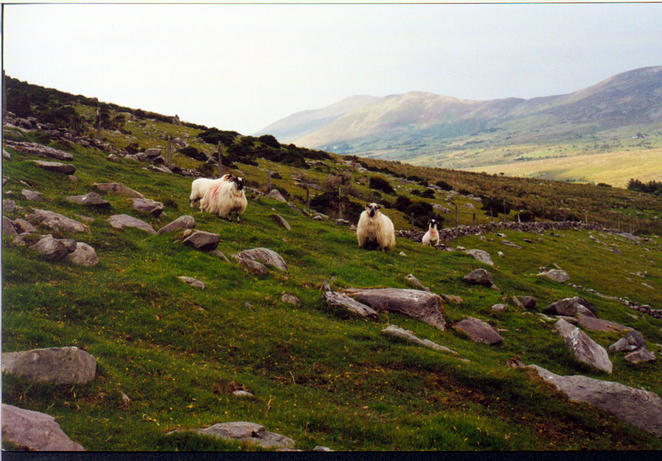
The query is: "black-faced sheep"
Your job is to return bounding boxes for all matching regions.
[356,202,395,251]
[421,218,440,246]
[198,174,247,221]
[189,178,215,208]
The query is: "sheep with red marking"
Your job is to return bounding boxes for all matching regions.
[422,218,440,246]
[197,174,248,221]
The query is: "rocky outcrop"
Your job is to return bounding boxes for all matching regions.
[2,346,97,384]
[66,192,110,208]
[92,182,144,198]
[132,198,164,217]
[232,248,287,272]
[538,269,570,283]
[528,365,662,436]
[453,317,503,345]
[177,276,205,290]
[323,290,378,319]
[624,347,656,364]
[270,214,291,231]
[1,404,85,451]
[514,296,537,310]
[609,331,646,353]
[30,235,77,261]
[543,297,597,317]
[4,140,74,161]
[182,230,220,251]
[462,268,496,289]
[158,215,195,234]
[405,274,429,291]
[465,249,494,266]
[344,288,446,331]
[383,325,456,354]
[267,189,287,202]
[236,257,269,275]
[196,422,295,449]
[108,214,156,234]
[281,293,301,306]
[32,160,76,175]
[21,189,44,202]
[576,315,629,333]
[65,242,99,267]
[555,319,612,374]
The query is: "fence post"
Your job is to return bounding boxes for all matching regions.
[472,213,476,226]
[338,186,343,219]
[267,171,272,192]
[306,183,310,208]
[454,202,458,227]
[96,106,101,140]
[167,136,172,169]
[217,141,222,177]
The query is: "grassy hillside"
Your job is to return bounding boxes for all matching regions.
[3,80,662,451]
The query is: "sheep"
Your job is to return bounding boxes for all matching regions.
[189,178,215,208]
[199,173,247,221]
[421,218,440,246]
[356,202,396,251]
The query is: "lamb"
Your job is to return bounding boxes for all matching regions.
[189,178,215,208]
[421,218,440,246]
[356,202,396,251]
[198,174,248,221]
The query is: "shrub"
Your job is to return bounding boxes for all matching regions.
[258,134,280,149]
[369,176,395,194]
[310,192,363,222]
[435,180,453,191]
[178,146,207,162]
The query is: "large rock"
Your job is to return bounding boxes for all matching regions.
[625,347,656,364]
[1,404,85,451]
[30,235,76,261]
[515,296,537,310]
[29,209,90,233]
[555,319,612,374]
[2,346,97,384]
[267,189,287,202]
[92,182,144,198]
[182,230,220,251]
[323,290,378,319]
[21,189,44,202]
[65,242,99,267]
[383,325,457,354]
[609,331,646,353]
[344,288,446,331]
[32,160,76,175]
[3,216,17,236]
[66,192,110,208]
[270,214,291,231]
[132,198,164,217]
[177,276,205,290]
[196,422,295,449]
[462,268,495,288]
[538,269,570,283]
[3,199,17,213]
[236,257,269,275]
[158,215,195,234]
[465,249,494,266]
[405,274,429,291]
[232,248,287,272]
[453,317,503,345]
[543,297,597,317]
[108,214,156,234]
[528,365,662,436]
[577,315,629,333]
[13,218,37,234]
[7,141,74,161]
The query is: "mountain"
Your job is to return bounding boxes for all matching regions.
[259,66,662,179]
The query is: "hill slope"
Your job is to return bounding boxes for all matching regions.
[2,79,662,451]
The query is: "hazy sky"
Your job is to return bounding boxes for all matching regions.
[4,3,662,134]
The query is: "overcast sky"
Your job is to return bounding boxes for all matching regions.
[4,3,662,134]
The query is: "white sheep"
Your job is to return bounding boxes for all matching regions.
[189,178,215,208]
[421,218,440,246]
[356,202,395,251]
[199,173,247,221]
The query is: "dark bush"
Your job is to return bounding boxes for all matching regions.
[258,134,280,149]
[178,146,207,162]
[412,188,435,199]
[435,180,453,191]
[481,196,512,217]
[517,209,536,222]
[198,128,241,146]
[369,176,395,194]
[395,195,412,213]
[126,142,140,155]
[310,192,363,222]
[627,178,662,195]
[6,88,32,117]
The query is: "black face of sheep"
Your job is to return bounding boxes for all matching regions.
[429,218,438,228]
[367,202,381,218]
[233,176,245,191]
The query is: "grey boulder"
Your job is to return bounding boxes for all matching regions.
[65,242,99,267]
[28,209,90,233]
[538,269,570,283]
[158,215,195,234]
[197,421,295,449]
[453,317,503,345]
[32,160,76,175]
[609,331,646,353]
[2,346,97,384]
[543,297,597,317]
[132,197,164,217]
[267,189,287,202]
[462,268,496,288]
[270,214,291,231]
[1,404,85,451]
[92,182,144,198]
[555,319,612,374]
[178,276,205,290]
[108,214,156,234]
[624,347,656,364]
[232,248,287,272]
[30,235,77,261]
[465,249,494,266]
[383,325,456,354]
[183,230,220,251]
[66,192,110,208]
[323,290,378,319]
[21,189,44,202]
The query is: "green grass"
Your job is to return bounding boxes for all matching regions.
[3,125,662,451]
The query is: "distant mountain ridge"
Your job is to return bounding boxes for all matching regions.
[258,66,662,163]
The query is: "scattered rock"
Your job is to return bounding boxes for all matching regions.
[453,317,503,345]
[555,319,612,374]
[335,218,350,226]
[211,249,230,262]
[527,365,662,436]
[21,189,44,201]
[2,346,97,384]
[345,288,446,331]
[399,251,407,257]
[5,141,74,161]
[32,160,76,175]
[323,290,378,319]
[618,232,639,242]
[609,331,646,353]
[405,274,429,291]
[3,199,17,213]
[491,303,508,313]
[625,347,656,364]
[506,357,526,368]
[281,293,302,306]
[12,218,37,234]
[267,189,287,202]
[462,268,496,289]
[465,249,494,266]
[1,404,85,451]
[232,248,287,272]
[108,214,156,234]
[538,269,570,283]
[501,240,522,249]
[65,242,99,266]
[196,422,295,449]
[132,198,164,217]
[236,257,269,275]
[232,390,254,398]
[577,315,629,333]
[182,230,220,251]
[30,235,76,261]
[383,325,456,354]
[313,446,333,452]
[543,297,597,317]
[3,216,17,236]
[29,209,90,233]
[497,251,505,257]
[66,192,110,208]
[178,276,205,290]
[158,215,195,234]
[270,214,291,231]
[442,294,463,305]
[515,296,537,310]
[92,182,144,198]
